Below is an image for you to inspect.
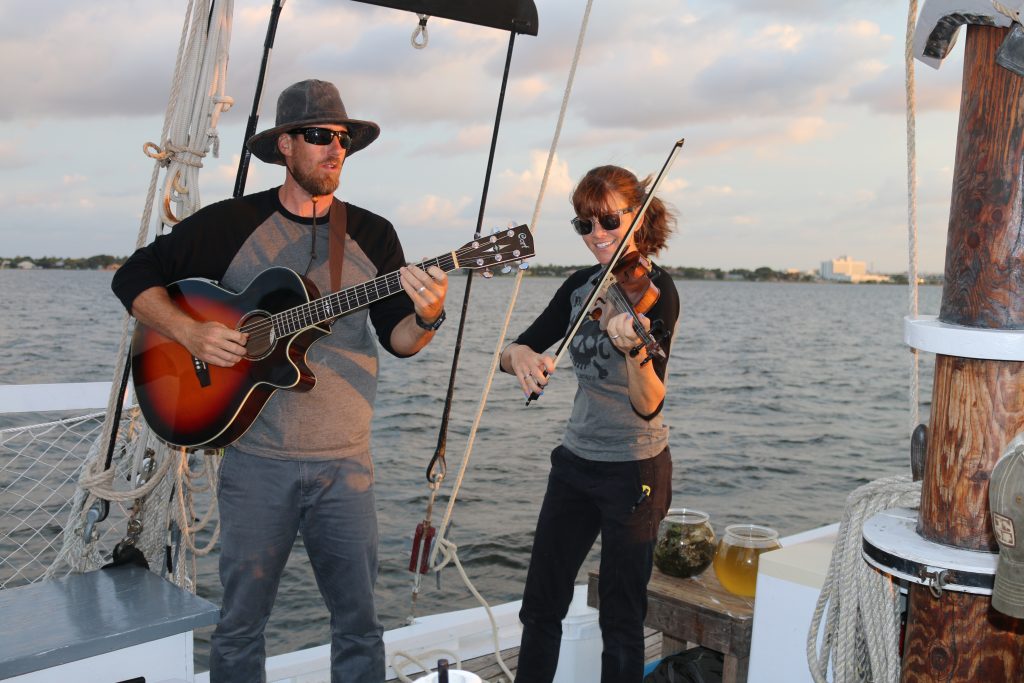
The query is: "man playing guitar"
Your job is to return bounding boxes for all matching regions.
[112,79,448,683]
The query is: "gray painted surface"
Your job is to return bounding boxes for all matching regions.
[0,565,219,678]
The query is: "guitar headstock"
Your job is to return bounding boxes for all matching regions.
[457,225,535,273]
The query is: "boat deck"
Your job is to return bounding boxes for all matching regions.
[385,629,662,681]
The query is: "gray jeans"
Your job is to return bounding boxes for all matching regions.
[209,450,383,682]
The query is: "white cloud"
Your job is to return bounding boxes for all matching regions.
[0,0,957,273]
[0,140,26,169]
[394,194,473,227]
[755,25,804,52]
[787,116,828,143]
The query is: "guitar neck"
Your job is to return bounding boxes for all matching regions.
[273,252,458,335]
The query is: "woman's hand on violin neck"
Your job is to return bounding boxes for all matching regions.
[502,343,555,399]
[606,312,650,353]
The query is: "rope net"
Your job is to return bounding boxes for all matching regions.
[0,407,222,591]
[0,412,131,588]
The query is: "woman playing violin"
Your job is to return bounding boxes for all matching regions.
[500,165,679,683]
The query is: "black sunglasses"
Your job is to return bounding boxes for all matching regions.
[570,206,635,235]
[290,127,352,150]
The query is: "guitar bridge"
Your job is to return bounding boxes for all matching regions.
[192,356,211,387]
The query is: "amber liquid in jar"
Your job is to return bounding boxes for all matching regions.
[713,524,780,597]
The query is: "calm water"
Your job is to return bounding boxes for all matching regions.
[0,269,940,663]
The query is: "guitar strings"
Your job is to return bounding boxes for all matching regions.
[235,237,525,343]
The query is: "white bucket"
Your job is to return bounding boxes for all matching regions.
[552,584,603,683]
[413,670,483,683]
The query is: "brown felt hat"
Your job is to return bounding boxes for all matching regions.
[246,79,380,165]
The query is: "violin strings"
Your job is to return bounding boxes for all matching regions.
[605,282,662,353]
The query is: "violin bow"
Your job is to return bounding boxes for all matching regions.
[526,137,685,405]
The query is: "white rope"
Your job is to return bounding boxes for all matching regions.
[391,649,463,683]
[427,0,595,569]
[992,1,1024,23]
[806,6,929,681]
[392,2,597,681]
[807,476,921,683]
[145,0,235,226]
[906,0,921,432]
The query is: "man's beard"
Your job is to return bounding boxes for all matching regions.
[289,157,341,197]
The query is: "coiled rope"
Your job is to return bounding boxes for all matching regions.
[807,476,921,683]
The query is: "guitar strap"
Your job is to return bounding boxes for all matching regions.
[328,198,347,291]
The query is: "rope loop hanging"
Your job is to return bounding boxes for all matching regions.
[411,13,429,49]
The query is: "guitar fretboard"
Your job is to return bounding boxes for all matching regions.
[273,253,458,335]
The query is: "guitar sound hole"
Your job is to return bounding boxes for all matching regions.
[240,312,276,360]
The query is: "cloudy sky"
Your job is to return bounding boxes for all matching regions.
[0,0,966,272]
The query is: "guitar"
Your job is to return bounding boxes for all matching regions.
[131,225,535,448]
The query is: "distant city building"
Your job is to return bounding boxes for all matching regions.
[820,255,890,283]
[16,260,35,270]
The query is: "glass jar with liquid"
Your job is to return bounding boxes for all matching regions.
[653,508,716,578]
[712,524,781,597]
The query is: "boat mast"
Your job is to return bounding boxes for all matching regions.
[903,4,1024,680]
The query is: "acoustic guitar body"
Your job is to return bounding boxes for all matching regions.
[131,268,328,448]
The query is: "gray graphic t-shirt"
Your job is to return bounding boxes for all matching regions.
[514,264,679,462]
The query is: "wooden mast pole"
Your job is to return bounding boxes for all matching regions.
[902,24,1024,682]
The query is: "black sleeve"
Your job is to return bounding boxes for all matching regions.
[111,192,276,313]
[347,204,417,357]
[645,266,680,383]
[509,268,597,365]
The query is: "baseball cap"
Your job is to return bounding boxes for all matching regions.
[990,434,1024,618]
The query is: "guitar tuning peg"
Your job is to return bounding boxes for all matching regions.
[518,262,530,270]
[481,269,494,279]
[501,265,513,274]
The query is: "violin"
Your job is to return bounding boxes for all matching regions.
[589,251,667,364]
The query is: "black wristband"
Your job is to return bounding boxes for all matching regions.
[415,309,446,331]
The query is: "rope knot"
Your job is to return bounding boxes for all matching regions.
[163,141,207,169]
[143,141,173,166]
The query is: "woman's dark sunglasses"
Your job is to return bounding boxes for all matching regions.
[290,127,352,150]
[570,206,635,235]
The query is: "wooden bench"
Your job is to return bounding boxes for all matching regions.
[587,567,754,683]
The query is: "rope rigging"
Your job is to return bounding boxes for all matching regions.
[391,2,598,680]
[47,0,235,588]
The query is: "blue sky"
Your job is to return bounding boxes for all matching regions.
[0,0,965,272]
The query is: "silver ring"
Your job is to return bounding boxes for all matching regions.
[418,286,426,293]
[610,334,620,339]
